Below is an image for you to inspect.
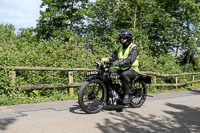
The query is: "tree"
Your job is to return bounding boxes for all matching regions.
[85,0,120,51]
[158,0,200,70]
[34,0,200,72]
[36,0,89,40]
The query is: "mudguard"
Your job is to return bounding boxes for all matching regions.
[134,74,151,84]
[85,75,102,81]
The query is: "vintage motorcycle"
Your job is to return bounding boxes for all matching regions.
[78,61,151,114]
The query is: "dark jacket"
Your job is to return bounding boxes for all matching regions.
[110,44,138,66]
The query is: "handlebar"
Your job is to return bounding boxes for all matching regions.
[95,61,112,70]
[95,61,121,72]
[104,61,112,65]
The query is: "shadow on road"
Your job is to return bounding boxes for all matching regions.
[69,104,87,114]
[96,103,200,133]
[189,89,200,94]
[0,118,16,131]
[0,107,67,131]
[69,103,131,114]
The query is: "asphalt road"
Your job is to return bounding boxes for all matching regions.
[0,89,200,133]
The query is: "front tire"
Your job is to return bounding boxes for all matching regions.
[78,79,107,114]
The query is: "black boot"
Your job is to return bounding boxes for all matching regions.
[122,94,131,105]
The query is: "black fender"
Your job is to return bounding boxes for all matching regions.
[85,75,102,81]
[134,74,151,84]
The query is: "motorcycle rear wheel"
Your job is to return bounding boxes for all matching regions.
[78,79,107,114]
[130,80,147,108]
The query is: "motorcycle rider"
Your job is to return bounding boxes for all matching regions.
[108,29,139,105]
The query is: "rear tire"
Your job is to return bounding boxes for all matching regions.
[78,79,107,114]
[129,80,147,108]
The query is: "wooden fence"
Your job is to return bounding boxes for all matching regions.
[1,66,200,95]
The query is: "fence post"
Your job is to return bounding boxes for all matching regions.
[154,76,157,91]
[192,75,195,87]
[10,71,16,88]
[68,72,74,95]
[175,77,178,89]
[154,76,157,84]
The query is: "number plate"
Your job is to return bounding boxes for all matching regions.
[86,71,99,76]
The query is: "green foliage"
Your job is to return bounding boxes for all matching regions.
[0,24,99,105]
[0,24,16,43]
[36,0,89,40]
[1,0,200,105]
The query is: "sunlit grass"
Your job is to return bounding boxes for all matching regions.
[1,83,200,106]
[148,83,200,94]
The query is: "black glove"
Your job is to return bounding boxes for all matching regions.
[112,60,125,67]
[112,61,120,67]
[109,57,113,62]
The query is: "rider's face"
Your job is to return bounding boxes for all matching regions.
[121,38,127,43]
[121,38,128,46]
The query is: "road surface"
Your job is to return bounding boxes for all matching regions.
[0,89,200,133]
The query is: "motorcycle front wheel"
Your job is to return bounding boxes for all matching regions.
[78,79,107,114]
[130,80,147,108]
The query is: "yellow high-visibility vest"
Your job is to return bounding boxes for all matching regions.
[118,43,139,72]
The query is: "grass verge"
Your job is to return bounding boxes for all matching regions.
[1,83,200,106]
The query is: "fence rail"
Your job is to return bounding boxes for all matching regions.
[1,66,200,95]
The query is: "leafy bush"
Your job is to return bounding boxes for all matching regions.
[0,23,199,105]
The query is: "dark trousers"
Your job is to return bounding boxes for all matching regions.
[120,68,137,94]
